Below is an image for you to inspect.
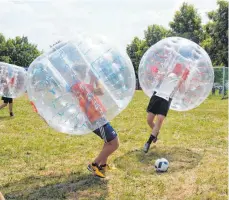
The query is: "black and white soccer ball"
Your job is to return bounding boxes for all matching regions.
[155,158,169,172]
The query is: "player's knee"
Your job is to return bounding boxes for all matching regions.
[112,137,119,150]
[147,118,153,126]
[147,113,155,126]
[157,115,165,124]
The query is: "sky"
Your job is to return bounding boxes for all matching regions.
[0,0,217,52]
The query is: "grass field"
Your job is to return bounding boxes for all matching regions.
[0,91,228,200]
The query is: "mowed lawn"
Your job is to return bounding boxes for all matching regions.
[0,91,227,200]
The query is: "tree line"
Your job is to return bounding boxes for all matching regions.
[0,0,228,82]
[0,35,41,67]
[126,0,228,81]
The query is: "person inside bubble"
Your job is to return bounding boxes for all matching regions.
[0,67,14,117]
[143,63,189,153]
[70,62,119,178]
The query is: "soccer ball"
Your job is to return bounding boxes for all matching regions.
[155,158,169,172]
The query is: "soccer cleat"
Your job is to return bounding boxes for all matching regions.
[143,135,158,153]
[10,112,14,117]
[87,163,105,178]
[143,142,151,153]
[100,164,111,172]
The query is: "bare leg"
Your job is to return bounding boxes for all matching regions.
[98,143,109,165]
[0,103,7,109]
[151,114,166,137]
[9,103,13,113]
[147,112,156,130]
[144,114,166,153]
[145,112,157,143]
[94,137,119,165]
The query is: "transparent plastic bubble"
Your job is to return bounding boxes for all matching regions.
[138,37,214,111]
[0,62,27,98]
[27,35,136,134]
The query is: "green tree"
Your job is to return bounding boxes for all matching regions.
[201,0,228,66]
[8,36,41,66]
[0,33,10,63]
[0,34,41,67]
[169,2,203,43]
[126,37,148,78]
[127,25,169,78]
[144,25,169,47]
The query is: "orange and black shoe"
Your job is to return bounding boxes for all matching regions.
[87,163,105,178]
[99,164,111,172]
[100,164,117,173]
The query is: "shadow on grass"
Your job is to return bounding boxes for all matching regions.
[0,116,11,121]
[114,146,203,175]
[2,172,108,200]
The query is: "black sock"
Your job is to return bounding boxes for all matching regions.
[100,164,107,167]
[147,135,156,144]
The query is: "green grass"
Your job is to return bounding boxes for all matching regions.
[0,91,227,200]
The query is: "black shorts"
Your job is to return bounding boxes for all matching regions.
[2,97,13,104]
[147,95,171,117]
[93,123,117,143]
